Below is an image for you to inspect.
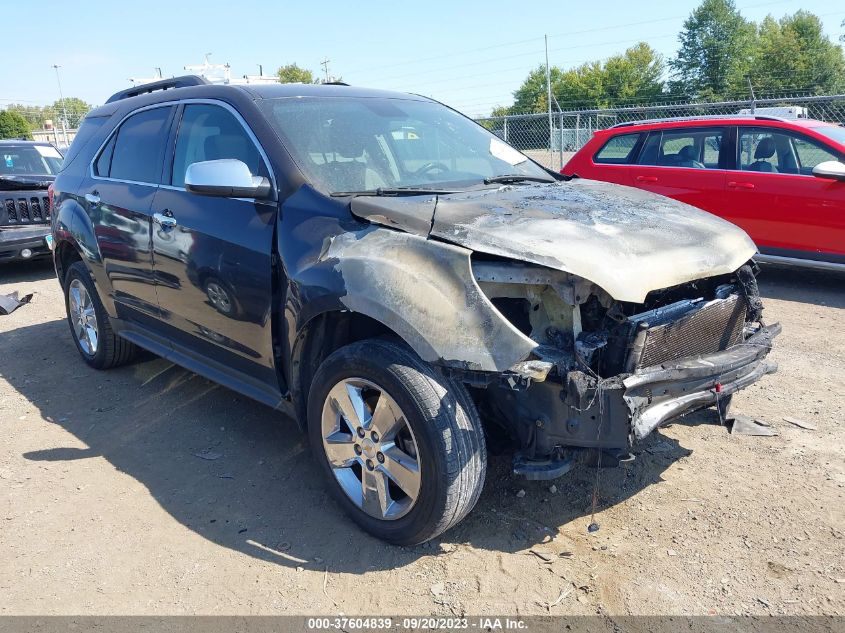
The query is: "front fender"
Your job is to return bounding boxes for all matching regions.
[319,227,537,372]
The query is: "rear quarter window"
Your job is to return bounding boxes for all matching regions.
[59,115,110,171]
[593,133,641,164]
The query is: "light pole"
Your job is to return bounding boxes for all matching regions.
[52,64,69,146]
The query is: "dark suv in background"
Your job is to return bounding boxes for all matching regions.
[1,140,62,263]
[51,76,779,544]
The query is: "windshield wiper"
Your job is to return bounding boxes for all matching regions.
[483,174,556,185]
[330,187,459,197]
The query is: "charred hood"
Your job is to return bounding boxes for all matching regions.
[350,179,757,303]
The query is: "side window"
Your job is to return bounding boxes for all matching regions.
[638,128,724,169]
[171,104,267,187]
[593,133,641,164]
[108,106,173,183]
[792,135,840,175]
[738,128,795,174]
[94,135,115,177]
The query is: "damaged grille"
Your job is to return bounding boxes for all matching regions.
[1,196,50,225]
[635,294,747,369]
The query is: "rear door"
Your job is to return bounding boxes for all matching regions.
[629,126,729,213]
[722,126,845,258]
[150,102,281,398]
[85,105,175,323]
[580,131,643,185]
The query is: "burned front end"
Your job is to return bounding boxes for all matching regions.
[468,258,780,479]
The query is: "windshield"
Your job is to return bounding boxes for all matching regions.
[258,97,551,193]
[812,125,845,149]
[0,145,62,176]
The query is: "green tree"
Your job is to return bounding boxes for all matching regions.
[5,104,43,129]
[750,11,845,95]
[0,110,33,139]
[669,0,755,100]
[508,43,664,114]
[276,63,316,84]
[51,97,91,128]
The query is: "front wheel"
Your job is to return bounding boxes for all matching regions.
[307,339,486,544]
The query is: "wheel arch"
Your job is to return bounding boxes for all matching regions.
[288,309,405,430]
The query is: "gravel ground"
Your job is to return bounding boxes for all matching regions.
[0,258,843,616]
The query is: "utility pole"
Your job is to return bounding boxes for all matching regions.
[321,58,331,83]
[51,64,69,146]
[545,35,553,167]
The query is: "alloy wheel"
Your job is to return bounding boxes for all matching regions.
[320,378,422,520]
[68,279,99,355]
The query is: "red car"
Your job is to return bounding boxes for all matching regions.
[561,115,845,271]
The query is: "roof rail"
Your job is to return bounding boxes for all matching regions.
[609,114,789,129]
[105,75,210,104]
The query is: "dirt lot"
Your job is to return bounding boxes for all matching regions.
[1,259,843,616]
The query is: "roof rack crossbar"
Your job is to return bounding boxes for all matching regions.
[609,114,789,128]
[106,75,210,104]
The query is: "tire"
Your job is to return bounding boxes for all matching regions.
[63,261,137,369]
[307,339,486,545]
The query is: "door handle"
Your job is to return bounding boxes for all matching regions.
[153,211,177,229]
[728,181,755,190]
[84,191,100,205]
[635,175,658,183]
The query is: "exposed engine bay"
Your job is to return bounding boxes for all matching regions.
[465,257,779,479]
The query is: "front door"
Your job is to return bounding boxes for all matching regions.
[150,102,281,398]
[723,126,845,258]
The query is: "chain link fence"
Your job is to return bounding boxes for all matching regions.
[476,94,845,171]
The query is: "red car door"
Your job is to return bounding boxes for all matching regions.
[628,127,728,213]
[578,131,642,186]
[723,127,845,258]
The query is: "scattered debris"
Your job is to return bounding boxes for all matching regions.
[757,597,771,608]
[728,416,778,436]
[193,449,223,461]
[528,549,553,563]
[549,484,558,494]
[218,473,234,479]
[558,551,574,558]
[430,582,446,597]
[540,587,572,610]
[0,291,33,315]
[515,489,526,498]
[681,498,704,503]
[667,549,678,557]
[783,417,818,431]
[588,523,600,533]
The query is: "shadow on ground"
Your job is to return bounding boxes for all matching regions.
[0,258,55,284]
[4,264,834,573]
[756,263,844,308]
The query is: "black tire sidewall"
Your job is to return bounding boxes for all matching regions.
[307,341,458,544]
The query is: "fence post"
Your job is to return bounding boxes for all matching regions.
[503,117,509,142]
[575,113,580,149]
[559,113,564,170]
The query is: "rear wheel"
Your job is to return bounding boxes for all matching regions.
[64,261,136,369]
[307,339,486,544]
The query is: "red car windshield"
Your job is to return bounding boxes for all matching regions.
[812,125,845,149]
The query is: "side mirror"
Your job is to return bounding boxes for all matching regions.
[811,160,845,181]
[184,159,272,199]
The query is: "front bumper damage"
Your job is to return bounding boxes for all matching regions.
[623,323,780,440]
[478,311,780,480]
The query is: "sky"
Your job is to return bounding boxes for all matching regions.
[4,0,844,117]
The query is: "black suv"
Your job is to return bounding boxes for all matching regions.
[52,76,779,544]
[1,140,62,263]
